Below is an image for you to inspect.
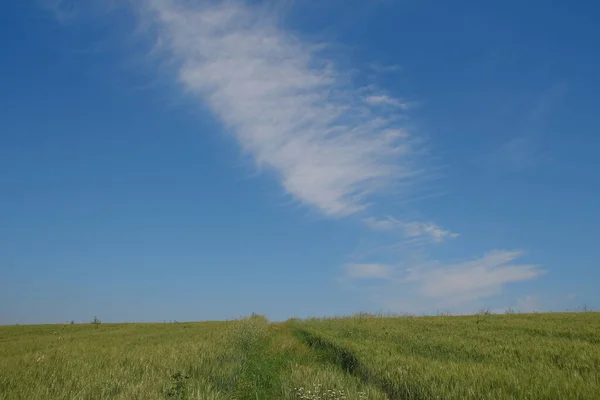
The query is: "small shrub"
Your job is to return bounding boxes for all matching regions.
[166,372,190,399]
[475,309,491,330]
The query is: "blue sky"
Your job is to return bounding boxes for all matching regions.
[1,0,599,324]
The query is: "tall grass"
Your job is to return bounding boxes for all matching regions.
[1,313,598,399]
[0,316,384,399]
[0,322,232,399]
[291,312,600,399]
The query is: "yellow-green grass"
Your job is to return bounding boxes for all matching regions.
[291,312,600,399]
[1,313,599,399]
[0,315,385,400]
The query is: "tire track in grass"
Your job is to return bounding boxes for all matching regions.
[163,318,389,399]
[292,328,420,400]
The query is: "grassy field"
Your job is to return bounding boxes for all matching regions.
[1,313,599,399]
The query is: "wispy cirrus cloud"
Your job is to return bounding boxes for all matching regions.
[343,263,393,280]
[364,95,410,110]
[344,250,544,312]
[406,250,544,301]
[140,0,419,217]
[364,216,458,243]
[42,0,550,316]
[42,0,77,22]
[370,62,402,73]
[43,0,116,23]
[132,1,544,314]
[490,83,566,171]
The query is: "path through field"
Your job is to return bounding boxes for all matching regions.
[1,313,599,399]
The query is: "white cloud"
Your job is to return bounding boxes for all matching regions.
[402,221,459,242]
[363,217,397,231]
[363,216,458,242]
[343,250,545,313]
[344,263,393,280]
[404,250,544,301]
[364,94,410,110]
[370,63,402,73]
[46,0,547,318]
[141,0,419,216]
[44,0,116,23]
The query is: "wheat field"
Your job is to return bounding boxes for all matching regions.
[1,313,599,399]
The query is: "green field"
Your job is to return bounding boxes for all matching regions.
[1,313,599,399]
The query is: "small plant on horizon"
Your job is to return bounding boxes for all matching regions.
[505,307,516,315]
[91,316,101,327]
[353,311,377,320]
[476,309,491,330]
[579,304,592,312]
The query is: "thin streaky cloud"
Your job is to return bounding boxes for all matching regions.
[363,217,397,231]
[140,0,420,216]
[489,84,566,171]
[42,0,77,22]
[343,263,393,280]
[346,250,544,313]
[364,95,411,110]
[363,216,458,242]
[404,250,544,301]
[370,62,402,73]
